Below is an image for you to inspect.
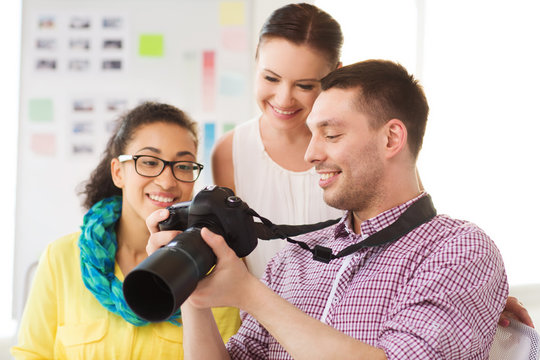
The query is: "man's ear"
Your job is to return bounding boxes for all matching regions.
[384,119,408,159]
[111,157,124,188]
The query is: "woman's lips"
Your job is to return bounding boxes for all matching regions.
[269,103,301,118]
[147,193,177,206]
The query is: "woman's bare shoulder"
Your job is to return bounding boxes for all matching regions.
[212,130,235,191]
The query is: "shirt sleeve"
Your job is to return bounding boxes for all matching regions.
[11,244,58,359]
[225,309,270,360]
[377,227,508,360]
[225,253,284,359]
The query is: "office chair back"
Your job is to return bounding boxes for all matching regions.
[489,319,539,360]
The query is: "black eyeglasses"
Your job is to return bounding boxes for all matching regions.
[118,154,204,183]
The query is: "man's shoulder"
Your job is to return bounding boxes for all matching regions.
[411,214,502,264]
[291,221,343,246]
[427,214,492,244]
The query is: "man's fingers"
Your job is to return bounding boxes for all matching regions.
[200,227,234,259]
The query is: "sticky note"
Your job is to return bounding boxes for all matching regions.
[30,133,56,156]
[139,34,164,57]
[29,98,53,122]
[221,27,248,51]
[203,51,216,111]
[204,122,216,157]
[202,122,216,184]
[219,72,245,96]
[223,123,235,133]
[219,1,245,25]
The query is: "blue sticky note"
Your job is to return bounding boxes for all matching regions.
[202,122,216,185]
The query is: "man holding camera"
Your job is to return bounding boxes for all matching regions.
[146,60,508,359]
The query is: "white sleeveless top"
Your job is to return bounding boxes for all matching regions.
[232,118,343,278]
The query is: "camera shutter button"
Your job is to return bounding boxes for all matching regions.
[227,196,242,207]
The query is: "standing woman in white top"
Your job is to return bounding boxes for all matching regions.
[211,3,344,278]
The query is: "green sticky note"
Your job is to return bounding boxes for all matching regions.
[29,98,53,122]
[139,34,164,57]
[223,123,235,133]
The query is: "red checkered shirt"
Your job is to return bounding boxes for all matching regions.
[226,193,508,359]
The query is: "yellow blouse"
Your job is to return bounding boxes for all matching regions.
[11,232,241,359]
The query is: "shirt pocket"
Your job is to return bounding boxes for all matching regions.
[55,319,108,359]
[152,323,183,358]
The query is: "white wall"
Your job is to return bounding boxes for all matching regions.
[0,0,22,356]
[420,0,540,287]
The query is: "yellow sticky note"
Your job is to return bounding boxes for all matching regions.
[219,1,245,25]
[139,34,164,57]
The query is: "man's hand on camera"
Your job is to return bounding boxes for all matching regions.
[185,227,259,310]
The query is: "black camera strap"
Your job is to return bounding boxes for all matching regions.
[252,218,341,241]
[249,195,437,264]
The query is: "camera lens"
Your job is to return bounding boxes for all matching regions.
[123,270,175,321]
[123,228,216,322]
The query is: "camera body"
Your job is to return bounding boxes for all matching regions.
[123,185,257,322]
[158,185,257,257]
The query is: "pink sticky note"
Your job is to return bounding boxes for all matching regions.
[221,28,247,52]
[31,133,56,156]
[202,50,216,112]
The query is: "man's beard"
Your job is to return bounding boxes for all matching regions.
[323,144,384,214]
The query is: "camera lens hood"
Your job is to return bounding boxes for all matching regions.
[123,228,215,322]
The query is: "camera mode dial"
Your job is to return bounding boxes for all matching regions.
[226,196,242,207]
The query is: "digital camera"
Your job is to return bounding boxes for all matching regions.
[122,185,258,322]
[123,185,340,322]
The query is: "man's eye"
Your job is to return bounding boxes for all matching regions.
[325,134,341,140]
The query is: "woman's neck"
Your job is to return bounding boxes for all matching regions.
[115,215,150,276]
[259,117,313,171]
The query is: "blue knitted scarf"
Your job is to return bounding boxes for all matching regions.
[78,196,181,326]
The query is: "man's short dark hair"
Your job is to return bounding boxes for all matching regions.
[321,60,429,158]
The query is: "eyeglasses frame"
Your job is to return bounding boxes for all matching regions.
[118,154,204,183]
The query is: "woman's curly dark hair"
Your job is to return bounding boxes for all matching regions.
[78,102,198,210]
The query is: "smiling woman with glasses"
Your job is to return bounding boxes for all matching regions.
[118,154,204,183]
[12,102,240,360]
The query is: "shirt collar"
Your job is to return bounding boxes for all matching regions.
[334,192,428,241]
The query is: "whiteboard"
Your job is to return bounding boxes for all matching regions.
[14,0,255,318]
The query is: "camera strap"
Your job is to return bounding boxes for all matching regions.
[252,217,341,241]
[249,194,437,264]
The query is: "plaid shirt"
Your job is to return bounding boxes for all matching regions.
[227,193,508,359]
